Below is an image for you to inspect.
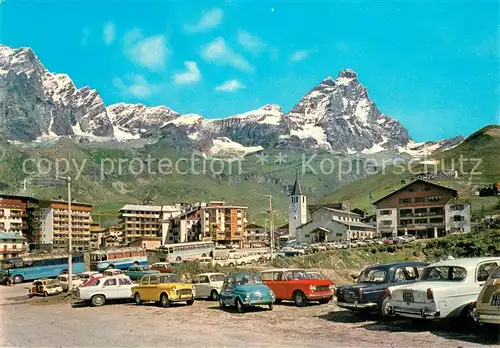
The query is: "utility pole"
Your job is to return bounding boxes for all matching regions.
[262,195,274,260]
[58,176,72,290]
[347,201,351,248]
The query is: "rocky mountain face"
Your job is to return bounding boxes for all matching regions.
[0,45,114,140]
[0,44,463,157]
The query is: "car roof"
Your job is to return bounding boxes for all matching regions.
[228,272,260,277]
[427,257,500,268]
[196,273,225,277]
[365,261,428,270]
[262,268,304,273]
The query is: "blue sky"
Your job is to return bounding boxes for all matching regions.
[1,0,498,142]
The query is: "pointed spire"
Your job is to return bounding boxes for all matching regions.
[290,170,304,196]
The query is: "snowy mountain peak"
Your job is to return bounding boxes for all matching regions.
[337,69,358,79]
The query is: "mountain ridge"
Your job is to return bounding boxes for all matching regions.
[0,44,463,157]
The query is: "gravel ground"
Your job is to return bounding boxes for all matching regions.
[1,284,498,348]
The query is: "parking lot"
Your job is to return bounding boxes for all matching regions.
[1,284,497,347]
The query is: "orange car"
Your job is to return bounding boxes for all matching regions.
[261,268,334,306]
[150,262,173,273]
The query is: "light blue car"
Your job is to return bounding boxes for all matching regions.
[219,273,275,313]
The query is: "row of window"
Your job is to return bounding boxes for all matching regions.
[398,196,442,204]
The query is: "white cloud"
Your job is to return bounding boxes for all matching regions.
[185,8,223,33]
[124,29,169,72]
[290,49,313,62]
[237,30,266,54]
[103,22,116,45]
[113,74,156,98]
[201,37,253,72]
[215,80,246,92]
[174,61,201,85]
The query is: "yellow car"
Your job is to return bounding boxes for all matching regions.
[132,273,195,307]
[474,265,500,325]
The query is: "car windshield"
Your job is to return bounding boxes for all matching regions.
[210,274,226,282]
[159,275,181,283]
[306,273,322,280]
[285,270,308,280]
[233,274,262,285]
[358,268,386,284]
[421,266,467,281]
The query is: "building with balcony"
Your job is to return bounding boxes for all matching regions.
[374,180,471,238]
[0,232,27,260]
[38,200,93,252]
[201,201,247,247]
[89,221,103,250]
[244,223,268,248]
[119,205,162,245]
[0,194,40,243]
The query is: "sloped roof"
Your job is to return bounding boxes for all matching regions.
[372,179,458,205]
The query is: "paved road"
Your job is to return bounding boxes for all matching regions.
[1,284,498,347]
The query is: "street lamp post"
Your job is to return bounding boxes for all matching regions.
[57,176,72,290]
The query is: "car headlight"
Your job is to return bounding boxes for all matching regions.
[269,291,275,297]
[329,284,335,290]
[171,286,176,292]
[245,293,250,299]
[309,285,316,291]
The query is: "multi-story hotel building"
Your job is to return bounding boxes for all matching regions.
[0,232,27,260]
[201,201,247,247]
[38,200,93,251]
[119,205,163,245]
[374,179,471,238]
[0,194,40,241]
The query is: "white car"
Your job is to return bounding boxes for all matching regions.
[57,274,84,291]
[386,257,500,320]
[192,273,226,300]
[77,276,134,306]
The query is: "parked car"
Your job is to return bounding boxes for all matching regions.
[192,273,226,300]
[57,274,84,291]
[383,238,394,245]
[124,266,160,281]
[103,269,126,277]
[391,236,407,244]
[197,257,213,265]
[386,257,500,321]
[28,279,63,297]
[404,235,416,243]
[78,271,102,286]
[77,276,134,306]
[336,261,428,316]
[305,272,325,280]
[132,273,195,307]
[219,273,275,313]
[473,265,500,325]
[261,268,334,307]
[150,262,174,273]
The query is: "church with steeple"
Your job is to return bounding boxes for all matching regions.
[288,175,307,239]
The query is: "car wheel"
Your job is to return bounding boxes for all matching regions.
[12,275,23,284]
[219,298,226,309]
[60,269,68,275]
[43,291,48,297]
[176,256,182,262]
[228,263,234,267]
[381,298,396,318]
[211,290,219,301]
[293,291,307,307]
[186,300,194,306]
[107,264,115,269]
[91,295,105,307]
[268,303,273,310]
[134,292,142,305]
[236,298,244,314]
[160,293,170,308]
[460,304,475,323]
[240,262,246,266]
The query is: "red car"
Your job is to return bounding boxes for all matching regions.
[150,262,173,273]
[261,268,334,307]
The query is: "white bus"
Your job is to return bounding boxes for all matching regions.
[158,241,215,262]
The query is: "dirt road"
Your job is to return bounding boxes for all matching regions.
[1,285,497,347]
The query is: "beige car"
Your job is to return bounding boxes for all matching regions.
[191,273,226,301]
[474,265,500,325]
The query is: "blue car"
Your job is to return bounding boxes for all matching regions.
[219,273,275,313]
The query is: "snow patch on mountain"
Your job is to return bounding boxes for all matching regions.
[210,137,264,157]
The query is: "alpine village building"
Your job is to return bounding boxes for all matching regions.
[374,179,471,238]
